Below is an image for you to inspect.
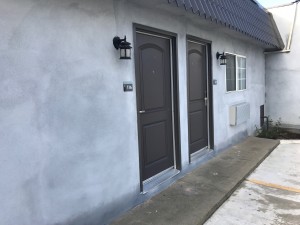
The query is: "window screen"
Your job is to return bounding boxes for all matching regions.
[226,53,246,92]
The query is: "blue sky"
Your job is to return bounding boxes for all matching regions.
[258,0,293,8]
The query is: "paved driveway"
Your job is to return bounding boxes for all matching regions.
[204,141,300,225]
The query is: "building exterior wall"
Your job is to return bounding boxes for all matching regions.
[0,0,265,224]
[266,3,300,128]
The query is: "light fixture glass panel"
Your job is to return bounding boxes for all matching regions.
[120,48,126,58]
[221,57,226,65]
[126,49,131,58]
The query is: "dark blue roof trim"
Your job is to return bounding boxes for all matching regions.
[168,0,284,49]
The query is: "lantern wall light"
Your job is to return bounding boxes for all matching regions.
[113,36,132,60]
[216,52,227,65]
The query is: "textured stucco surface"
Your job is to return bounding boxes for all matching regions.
[0,0,265,224]
[266,3,300,127]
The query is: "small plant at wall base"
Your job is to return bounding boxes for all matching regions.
[256,117,283,139]
[256,117,300,139]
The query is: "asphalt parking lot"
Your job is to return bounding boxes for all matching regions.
[204,140,300,225]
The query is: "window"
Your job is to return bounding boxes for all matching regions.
[226,53,246,92]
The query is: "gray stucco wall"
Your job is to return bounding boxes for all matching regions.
[0,0,265,224]
[266,3,300,127]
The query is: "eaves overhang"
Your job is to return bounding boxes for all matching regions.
[167,0,284,50]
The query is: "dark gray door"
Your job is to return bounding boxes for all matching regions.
[187,41,208,155]
[136,32,174,181]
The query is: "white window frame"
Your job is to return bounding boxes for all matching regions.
[225,52,247,93]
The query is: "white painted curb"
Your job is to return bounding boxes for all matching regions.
[280,140,300,144]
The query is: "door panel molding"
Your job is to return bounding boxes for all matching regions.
[187,36,214,159]
[134,25,180,190]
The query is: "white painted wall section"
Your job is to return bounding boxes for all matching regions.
[266,3,300,127]
[0,0,266,224]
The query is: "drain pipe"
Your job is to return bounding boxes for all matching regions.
[264,1,299,54]
[287,1,298,50]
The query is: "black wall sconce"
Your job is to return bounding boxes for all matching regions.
[216,52,227,65]
[113,36,132,60]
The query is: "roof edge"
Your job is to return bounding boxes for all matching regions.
[267,0,299,9]
[166,0,283,49]
[267,12,285,50]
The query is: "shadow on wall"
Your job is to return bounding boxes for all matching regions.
[57,189,139,225]
[214,130,248,154]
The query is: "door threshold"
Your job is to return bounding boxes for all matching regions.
[142,167,180,194]
[190,147,211,163]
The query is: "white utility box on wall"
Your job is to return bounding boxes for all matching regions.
[229,102,250,126]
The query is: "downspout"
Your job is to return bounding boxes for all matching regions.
[264,1,298,54]
[286,1,298,50]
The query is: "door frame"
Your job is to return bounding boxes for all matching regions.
[186,35,214,160]
[133,24,181,191]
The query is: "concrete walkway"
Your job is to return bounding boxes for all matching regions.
[204,140,300,225]
[112,137,279,225]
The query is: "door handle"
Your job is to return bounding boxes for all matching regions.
[139,110,146,114]
[204,91,208,106]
